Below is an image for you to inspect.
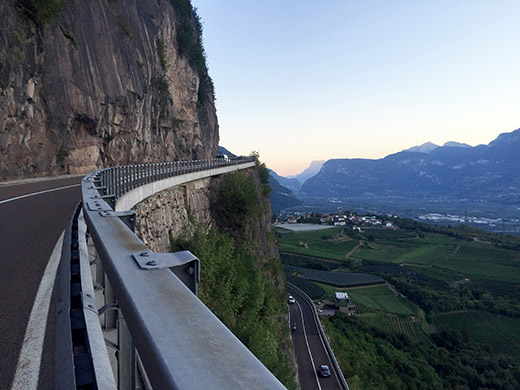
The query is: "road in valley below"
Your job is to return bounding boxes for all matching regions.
[288,285,344,390]
[0,176,82,389]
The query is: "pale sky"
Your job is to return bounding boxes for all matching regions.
[192,0,520,176]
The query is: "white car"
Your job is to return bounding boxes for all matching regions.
[288,295,296,304]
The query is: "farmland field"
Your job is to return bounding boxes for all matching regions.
[351,245,410,263]
[403,264,463,283]
[284,265,384,287]
[278,226,359,261]
[286,275,325,299]
[361,228,415,240]
[361,313,428,342]
[395,244,455,265]
[346,285,416,315]
[434,254,520,282]
[276,227,343,245]
[434,311,520,360]
[279,252,342,270]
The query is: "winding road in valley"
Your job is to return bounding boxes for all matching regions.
[0,176,82,390]
[288,285,345,390]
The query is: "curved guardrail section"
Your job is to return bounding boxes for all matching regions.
[74,157,286,389]
[288,282,350,390]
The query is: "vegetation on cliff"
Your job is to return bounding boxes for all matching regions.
[20,0,64,26]
[169,0,215,104]
[170,168,296,388]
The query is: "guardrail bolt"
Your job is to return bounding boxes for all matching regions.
[140,251,151,257]
[146,260,157,266]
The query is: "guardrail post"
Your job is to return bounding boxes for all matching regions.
[104,278,116,329]
[106,170,110,196]
[117,168,122,198]
[122,166,126,194]
[118,314,136,389]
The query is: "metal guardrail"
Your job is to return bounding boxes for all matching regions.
[288,282,350,390]
[97,156,255,201]
[57,157,286,389]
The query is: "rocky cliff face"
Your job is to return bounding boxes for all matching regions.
[0,0,218,179]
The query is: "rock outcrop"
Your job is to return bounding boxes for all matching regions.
[0,0,218,179]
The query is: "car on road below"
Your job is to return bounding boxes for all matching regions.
[288,295,296,304]
[319,365,330,377]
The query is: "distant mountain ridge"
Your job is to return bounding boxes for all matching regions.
[269,169,301,193]
[287,160,325,184]
[405,141,471,153]
[301,128,520,206]
[267,171,302,213]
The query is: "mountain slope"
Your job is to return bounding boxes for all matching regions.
[269,169,301,193]
[268,173,302,214]
[288,160,325,184]
[301,129,520,205]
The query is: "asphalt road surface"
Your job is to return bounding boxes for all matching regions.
[289,286,344,390]
[0,176,82,389]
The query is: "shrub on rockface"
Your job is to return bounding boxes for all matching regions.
[168,0,215,104]
[211,171,259,232]
[21,0,65,26]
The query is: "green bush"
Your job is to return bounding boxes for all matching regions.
[56,146,68,163]
[23,0,64,26]
[153,76,169,94]
[257,163,271,196]
[156,37,168,69]
[212,171,259,231]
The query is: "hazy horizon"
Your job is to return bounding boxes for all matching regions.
[253,128,514,177]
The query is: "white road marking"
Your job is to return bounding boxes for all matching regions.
[295,298,322,390]
[0,184,80,205]
[10,232,64,390]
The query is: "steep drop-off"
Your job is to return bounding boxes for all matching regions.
[0,0,218,179]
